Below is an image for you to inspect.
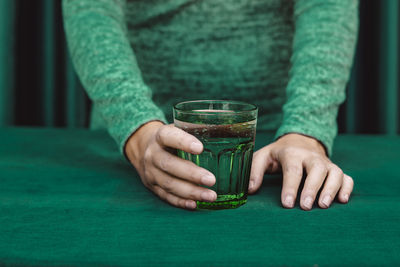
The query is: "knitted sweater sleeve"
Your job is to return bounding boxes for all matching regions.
[62,0,167,156]
[274,0,358,156]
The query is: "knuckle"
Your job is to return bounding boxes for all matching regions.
[302,189,317,198]
[190,166,206,182]
[165,124,175,130]
[141,178,152,189]
[303,182,322,196]
[302,185,316,194]
[336,168,344,177]
[155,187,166,200]
[330,164,344,176]
[188,188,201,200]
[159,159,168,171]
[309,150,323,158]
[156,126,169,143]
[155,128,163,143]
[323,185,339,193]
[159,154,173,171]
[178,199,186,208]
[143,149,153,164]
[347,176,354,186]
[189,170,201,183]
[253,150,260,158]
[143,168,156,186]
[162,177,174,192]
[285,164,302,177]
[282,187,297,196]
[282,147,298,157]
[143,168,152,180]
[312,161,327,172]
[302,185,318,195]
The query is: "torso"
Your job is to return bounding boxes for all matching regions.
[125,0,294,130]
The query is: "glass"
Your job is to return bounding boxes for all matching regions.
[173,100,258,209]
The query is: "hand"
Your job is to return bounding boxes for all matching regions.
[248,133,354,210]
[124,121,217,210]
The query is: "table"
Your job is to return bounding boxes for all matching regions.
[1,127,399,266]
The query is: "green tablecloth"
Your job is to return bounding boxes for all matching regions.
[1,128,399,266]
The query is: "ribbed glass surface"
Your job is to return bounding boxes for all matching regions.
[178,136,254,209]
[174,100,257,209]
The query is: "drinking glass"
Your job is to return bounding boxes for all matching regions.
[173,100,258,209]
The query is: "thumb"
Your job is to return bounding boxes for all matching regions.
[248,147,273,194]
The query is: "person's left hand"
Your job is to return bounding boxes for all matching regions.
[248,133,354,210]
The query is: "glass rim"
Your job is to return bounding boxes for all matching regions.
[173,100,258,116]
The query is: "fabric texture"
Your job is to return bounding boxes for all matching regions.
[0,128,399,266]
[62,0,358,156]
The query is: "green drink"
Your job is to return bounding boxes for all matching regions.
[173,100,258,210]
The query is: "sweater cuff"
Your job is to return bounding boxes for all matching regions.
[104,103,168,158]
[274,121,335,157]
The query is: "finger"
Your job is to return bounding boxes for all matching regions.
[337,174,354,203]
[318,164,344,208]
[248,149,267,194]
[152,167,217,203]
[248,147,281,194]
[156,124,203,154]
[152,185,197,210]
[153,149,215,187]
[300,159,328,210]
[279,156,304,209]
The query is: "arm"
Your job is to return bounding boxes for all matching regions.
[63,0,216,209]
[275,0,359,156]
[62,0,167,155]
[250,0,358,210]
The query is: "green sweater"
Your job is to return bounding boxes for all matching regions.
[62,0,358,157]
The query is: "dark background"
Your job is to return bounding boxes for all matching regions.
[0,0,399,134]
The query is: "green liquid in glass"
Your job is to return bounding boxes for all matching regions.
[175,119,256,209]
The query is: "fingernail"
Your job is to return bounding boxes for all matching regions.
[201,173,215,186]
[249,181,254,191]
[190,142,202,153]
[304,196,313,210]
[343,194,349,202]
[284,195,294,208]
[201,191,216,202]
[185,201,196,209]
[322,195,332,208]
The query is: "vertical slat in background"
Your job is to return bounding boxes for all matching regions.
[379,0,399,135]
[0,0,15,126]
[42,0,55,127]
[346,54,359,134]
[65,47,87,128]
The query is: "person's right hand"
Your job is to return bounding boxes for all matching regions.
[124,121,217,210]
